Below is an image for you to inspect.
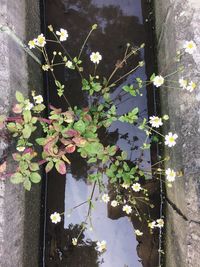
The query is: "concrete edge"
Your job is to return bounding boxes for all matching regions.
[0,1,43,266]
[154,0,200,266]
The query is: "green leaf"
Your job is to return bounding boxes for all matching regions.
[32,104,45,112]
[23,178,31,191]
[84,142,104,156]
[19,161,29,171]
[87,157,97,163]
[23,110,32,123]
[22,124,32,139]
[36,138,46,145]
[45,161,54,173]
[10,172,24,184]
[121,151,127,160]
[16,91,24,103]
[30,172,41,183]
[12,153,21,161]
[29,163,39,171]
[74,120,86,134]
[150,73,155,81]
[7,122,17,132]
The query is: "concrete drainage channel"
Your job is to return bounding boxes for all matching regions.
[0,0,199,266]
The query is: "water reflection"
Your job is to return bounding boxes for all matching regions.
[64,174,142,267]
[45,0,159,266]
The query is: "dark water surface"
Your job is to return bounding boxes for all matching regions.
[44,0,159,266]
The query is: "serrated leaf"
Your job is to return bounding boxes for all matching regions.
[0,162,6,173]
[22,124,32,139]
[45,161,54,173]
[15,91,24,103]
[29,163,39,171]
[32,104,45,112]
[30,172,41,183]
[10,172,24,184]
[23,110,32,123]
[74,120,86,134]
[55,160,66,175]
[23,178,31,190]
[121,151,127,160]
[87,157,97,163]
[36,138,46,145]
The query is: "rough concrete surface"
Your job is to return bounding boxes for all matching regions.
[154,0,200,266]
[0,0,42,266]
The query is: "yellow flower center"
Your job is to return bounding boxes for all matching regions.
[169,137,175,142]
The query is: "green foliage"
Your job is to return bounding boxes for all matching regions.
[119,107,139,123]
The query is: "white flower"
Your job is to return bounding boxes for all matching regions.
[111,200,118,207]
[56,28,68,41]
[179,78,188,89]
[132,183,142,192]
[149,116,163,128]
[163,114,169,121]
[42,64,50,71]
[186,81,196,92]
[50,212,61,224]
[156,218,164,228]
[28,40,36,49]
[102,193,110,203]
[165,132,178,147]
[121,183,130,189]
[90,52,102,64]
[24,100,34,110]
[16,146,25,152]
[48,25,53,32]
[135,229,143,236]
[96,240,107,252]
[153,75,164,87]
[184,40,197,54]
[35,34,46,47]
[123,204,132,215]
[34,95,43,104]
[148,221,156,229]
[165,168,176,182]
[72,238,78,246]
[65,60,73,69]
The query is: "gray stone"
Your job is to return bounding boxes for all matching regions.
[154,0,200,266]
[0,0,42,266]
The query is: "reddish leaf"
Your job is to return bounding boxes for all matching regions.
[72,137,87,147]
[83,114,92,121]
[49,104,62,114]
[12,104,22,114]
[65,144,76,153]
[12,153,21,161]
[55,160,66,175]
[45,161,54,173]
[0,162,6,173]
[64,129,79,137]
[60,138,72,146]
[0,122,5,130]
[83,107,89,112]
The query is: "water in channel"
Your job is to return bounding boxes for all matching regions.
[43,0,160,266]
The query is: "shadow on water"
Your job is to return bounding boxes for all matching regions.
[44,0,160,266]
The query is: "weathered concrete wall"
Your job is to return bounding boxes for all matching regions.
[0,0,42,266]
[154,0,200,266]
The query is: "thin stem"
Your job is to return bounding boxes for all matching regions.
[78,27,95,60]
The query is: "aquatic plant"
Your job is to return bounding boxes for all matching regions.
[0,24,197,250]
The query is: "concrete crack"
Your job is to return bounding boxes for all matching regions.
[166,197,200,225]
[166,197,188,221]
